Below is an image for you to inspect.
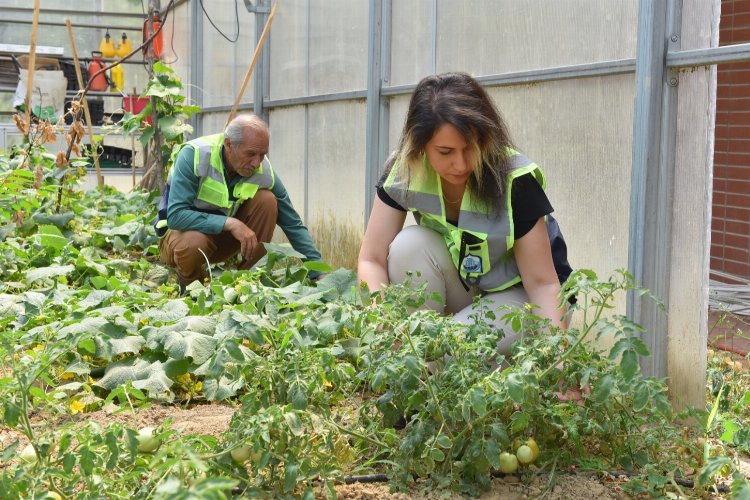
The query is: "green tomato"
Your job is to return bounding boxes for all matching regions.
[516,445,534,465]
[525,438,540,462]
[230,445,252,463]
[19,444,37,464]
[136,427,160,453]
[498,452,518,474]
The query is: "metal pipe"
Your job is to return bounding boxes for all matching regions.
[2,18,141,31]
[1,6,145,19]
[667,42,750,68]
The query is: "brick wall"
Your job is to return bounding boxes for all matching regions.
[712,0,750,282]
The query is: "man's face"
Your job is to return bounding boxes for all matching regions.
[225,127,269,177]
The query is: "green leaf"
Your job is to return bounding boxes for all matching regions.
[620,350,639,379]
[37,224,67,251]
[95,359,174,398]
[62,452,76,473]
[78,290,114,310]
[284,412,303,436]
[593,374,615,403]
[3,400,20,427]
[152,60,174,74]
[435,434,452,449]
[163,330,216,364]
[140,299,189,323]
[469,387,487,417]
[77,338,97,355]
[484,438,501,469]
[80,446,94,475]
[697,456,731,486]
[284,463,299,493]
[25,264,74,283]
[720,420,741,443]
[506,373,526,404]
[158,115,193,140]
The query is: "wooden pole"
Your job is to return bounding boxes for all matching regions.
[131,86,137,190]
[224,1,278,128]
[24,0,41,128]
[65,20,104,188]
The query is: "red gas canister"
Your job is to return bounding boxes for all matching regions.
[87,51,108,91]
[142,11,163,59]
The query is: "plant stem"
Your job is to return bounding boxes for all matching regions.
[539,288,615,381]
[330,420,389,449]
[400,325,453,437]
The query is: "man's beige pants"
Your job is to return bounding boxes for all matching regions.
[387,225,528,354]
[159,190,278,286]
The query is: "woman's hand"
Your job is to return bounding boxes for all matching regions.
[357,198,407,292]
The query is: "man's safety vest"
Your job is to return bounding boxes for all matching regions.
[155,133,275,237]
[383,149,546,292]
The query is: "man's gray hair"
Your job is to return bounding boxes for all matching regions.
[224,114,268,145]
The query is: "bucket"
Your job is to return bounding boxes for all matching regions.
[122,95,152,124]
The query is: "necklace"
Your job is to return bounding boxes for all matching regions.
[443,190,464,205]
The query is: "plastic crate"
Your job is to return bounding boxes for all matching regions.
[87,99,104,126]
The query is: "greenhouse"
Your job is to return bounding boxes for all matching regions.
[1,0,750,498]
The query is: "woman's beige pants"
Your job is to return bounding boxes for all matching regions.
[387,225,528,353]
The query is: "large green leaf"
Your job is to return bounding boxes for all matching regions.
[95,358,173,398]
[31,211,75,228]
[158,115,192,140]
[202,375,244,400]
[25,264,75,284]
[77,290,114,310]
[161,330,216,364]
[37,225,67,253]
[140,299,189,323]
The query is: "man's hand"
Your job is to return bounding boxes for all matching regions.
[224,217,258,261]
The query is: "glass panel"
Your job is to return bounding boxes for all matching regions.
[436,0,638,76]
[306,101,366,268]
[487,74,635,303]
[390,0,433,87]
[308,0,368,95]
[269,0,308,100]
[200,0,256,108]
[268,106,307,219]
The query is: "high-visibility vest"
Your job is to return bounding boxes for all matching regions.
[154,133,275,237]
[383,149,545,292]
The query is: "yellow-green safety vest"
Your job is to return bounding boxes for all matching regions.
[383,149,546,292]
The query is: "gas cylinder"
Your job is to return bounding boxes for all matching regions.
[88,51,108,91]
[99,32,117,58]
[142,11,163,59]
[116,33,133,58]
[110,63,124,92]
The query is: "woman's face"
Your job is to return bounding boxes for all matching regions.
[425,123,474,188]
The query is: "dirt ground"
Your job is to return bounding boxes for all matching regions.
[0,403,724,499]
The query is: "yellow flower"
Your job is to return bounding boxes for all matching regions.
[69,400,85,415]
[60,371,74,380]
[33,344,44,351]
[194,381,202,393]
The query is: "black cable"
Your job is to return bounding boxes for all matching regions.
[199,0,240,43]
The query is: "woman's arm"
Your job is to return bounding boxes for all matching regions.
[358,197,407,292]
[513,217,566,328]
